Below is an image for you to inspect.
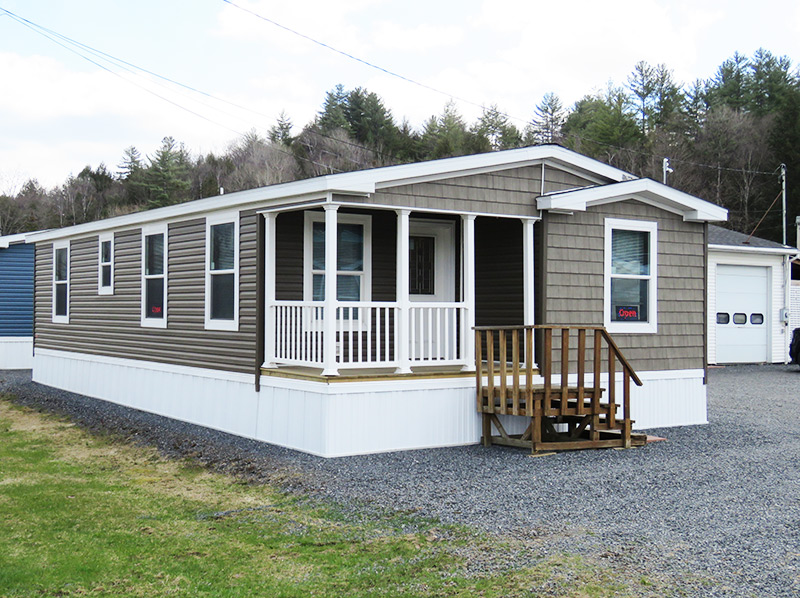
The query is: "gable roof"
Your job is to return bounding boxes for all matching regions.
[708,224,798,255]
[28,145,636,243]
[536,178,728,223]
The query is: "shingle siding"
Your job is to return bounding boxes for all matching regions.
[0,243,34,336]
[355,165,597,216]
[542,200,706,372]
[34,211,259,374]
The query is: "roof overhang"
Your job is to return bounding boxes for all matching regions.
[709,243,799,257]
[0,232,32,248]
[537,178,728,223]
[27,145,636,243]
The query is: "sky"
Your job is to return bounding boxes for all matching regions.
[1,0,800,191]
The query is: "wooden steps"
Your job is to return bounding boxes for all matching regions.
[475,326,644,454]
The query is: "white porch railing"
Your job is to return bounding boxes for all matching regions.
[270,300,467,371]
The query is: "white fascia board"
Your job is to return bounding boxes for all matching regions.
[27,146,634,244]
[0,232,31,248]
[709,244,799,257]
[538,178,728,223]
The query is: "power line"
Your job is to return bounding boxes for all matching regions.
[220,0,784,180]
[0,6,363,174]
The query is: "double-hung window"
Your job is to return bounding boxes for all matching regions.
[141,223,167,328]
[98,232,114,295]
[52,240,70,323]
[205,212,239,331]
[304,212,371,315]
[604,218,657,334]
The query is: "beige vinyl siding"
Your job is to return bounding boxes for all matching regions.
[542,200,705,372]
[34,211,258,375]
[355,165,598,216]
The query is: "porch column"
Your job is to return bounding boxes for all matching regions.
[395,209,412,373]
[322,204,339,376]
[522,217,537,368]
[461,214,476,371]
[263,212,277,368]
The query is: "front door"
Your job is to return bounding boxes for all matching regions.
[409,220,456,360]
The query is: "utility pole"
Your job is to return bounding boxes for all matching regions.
[780,164,787,246]
[662,157,673,185]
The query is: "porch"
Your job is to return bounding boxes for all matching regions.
[260,201,537,377]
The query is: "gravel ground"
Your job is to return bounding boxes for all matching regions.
[2,364,800,596]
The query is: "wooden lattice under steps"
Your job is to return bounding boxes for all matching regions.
[475,325,646,453]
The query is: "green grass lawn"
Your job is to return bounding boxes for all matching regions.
[0,395,657,597]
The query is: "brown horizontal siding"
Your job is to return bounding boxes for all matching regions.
[542,200,706,372]
[34,211,258,375]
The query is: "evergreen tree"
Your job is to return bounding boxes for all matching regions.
[145,136,191,209]
[525,92,565,144]
[317,84,349,132]
[472,104,521,151]
[269,111,294,146]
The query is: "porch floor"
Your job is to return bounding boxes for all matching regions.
[261,364,482,383]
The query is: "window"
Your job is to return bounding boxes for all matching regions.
[141,224,167,328]
[750,313,764,325]
[717,313,730,324]
[733,313,747,325]
[52,241,69,323]
[205,212,239,331]
[98,232,114,295]
[409,235,435,295]
[304,212,372,310]
[604,218,657,334]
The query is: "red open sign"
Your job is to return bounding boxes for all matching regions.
[617,306,639,320]
[151,306,162,314]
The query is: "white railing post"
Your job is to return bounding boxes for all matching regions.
[522,217,537,368]
[462,214,476,371]
[322,204,339,376]
[396,209,412,373]
[263,213,277,368]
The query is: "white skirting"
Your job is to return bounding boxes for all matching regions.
[32,349,707,457]
[0,337,33,369]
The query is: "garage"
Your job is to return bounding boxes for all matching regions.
[715,265,768,363]
[708,225,798,365]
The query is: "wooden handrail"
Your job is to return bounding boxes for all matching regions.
[474,324,643,451]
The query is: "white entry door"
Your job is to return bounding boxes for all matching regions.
[409,220,456,360]
[715,264,769,363]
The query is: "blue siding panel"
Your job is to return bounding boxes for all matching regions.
[0,243,34,336]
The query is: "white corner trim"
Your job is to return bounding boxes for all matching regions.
[604,218,658,334]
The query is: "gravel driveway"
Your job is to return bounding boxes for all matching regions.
[2,364,799,597]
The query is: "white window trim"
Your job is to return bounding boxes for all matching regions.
[604,218,658,334]
[204,211,240,331]
[52,240,70,324]
[98,232,114,296]
[303,211,372,305]
[141,222,168,328]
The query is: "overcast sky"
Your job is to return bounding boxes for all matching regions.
[1,0,799,191]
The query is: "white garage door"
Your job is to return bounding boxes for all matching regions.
[715,265,769,363]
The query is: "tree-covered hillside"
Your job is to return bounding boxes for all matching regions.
[1,49,798,245]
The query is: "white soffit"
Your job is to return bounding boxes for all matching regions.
[537,178,728,222]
